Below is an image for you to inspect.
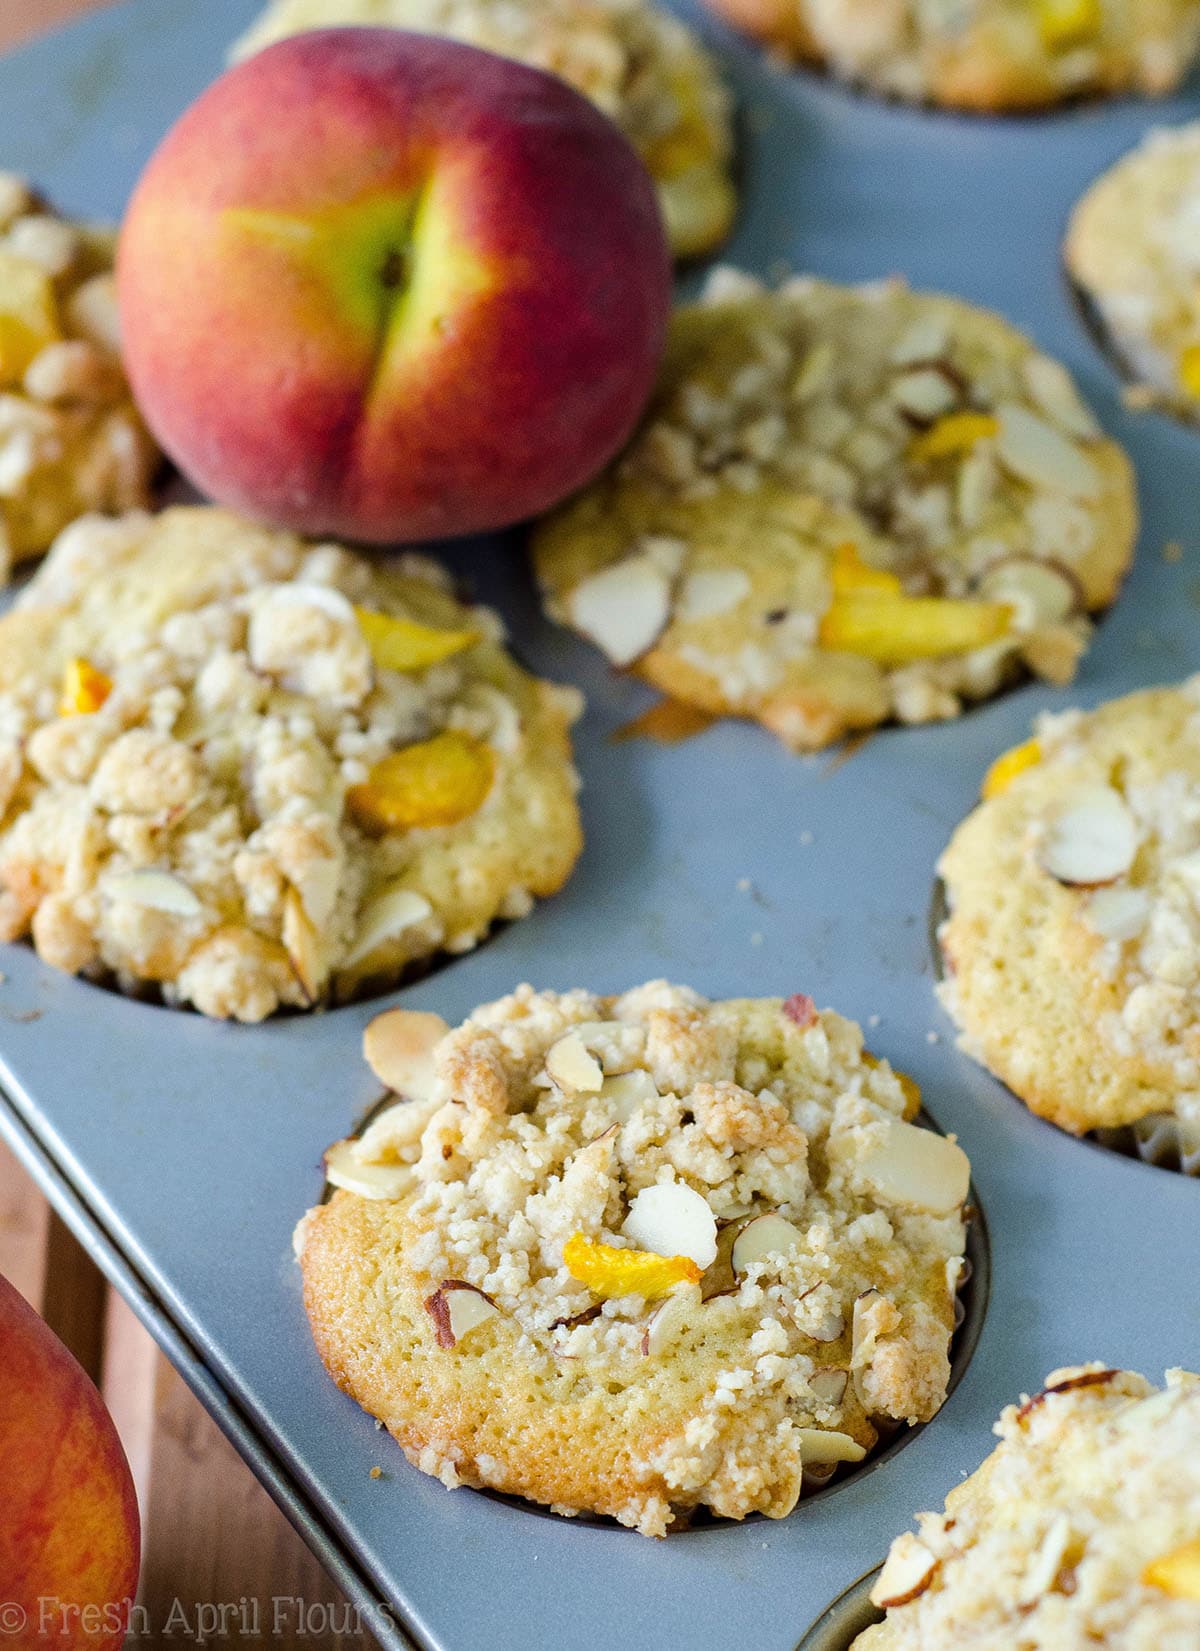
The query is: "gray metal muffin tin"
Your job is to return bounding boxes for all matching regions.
[1,5,1199,1648]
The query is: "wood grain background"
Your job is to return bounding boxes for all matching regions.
[1,3,380,1641]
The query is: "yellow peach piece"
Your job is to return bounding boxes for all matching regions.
[563,1231,701,1298]
[59,657,112,717]
[0,250,61,385]
[1037,0,1101,51]
[830,542,904,598]
[1178,344,1200,400]
[346,730,495,833]
[908,411,999,463]
[1143,1538,1200,1599]
[982,737,1043,800]
[356,606,478,671]
[819,595,1012,663]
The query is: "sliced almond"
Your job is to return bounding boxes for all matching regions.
[342,887,436,970]
[994,404,1102,500]
[362,1007,448,1101]
[1018,1365,1121,1419]
[102,869,203,917]
[796,1427,866,1465]
[1019,1513,1073,1605]
[871,1534,940,1609]
[1022,354,1100,441]
[809,1367,849,1407]
[546,1031,605,1094]
[675,566,751,622]
[424,1280,499,1349]
[806,1310,846,1345]
[600,1068,659,1121]
[283,886,326,1004]
[324,1137,415,1201]
[567,555,673,666]
[1083,885,1150,942]
[855,1120,971,1216]
[641,1283,699,1356]
[975,556,1083,629]
[730,1211,803,1275]
[622,1182,718,1269]
[1038,787,1138,887]
[891,366,959,425]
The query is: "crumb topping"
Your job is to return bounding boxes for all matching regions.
[535,270,1134,749]
[316,984,971,1534]
[858,1366,1200,1651]
[0,508,582,1020]
[0,173,157,583]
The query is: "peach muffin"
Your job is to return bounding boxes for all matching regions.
[706,0,1200,112]
[0,173,156,583]
[534,269,1136,751]
[0,507,582,1019]
[299,983,973,1533]
[857,1365,1200,1650]
[938,682,1200,1171]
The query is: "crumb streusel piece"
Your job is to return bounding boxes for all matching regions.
[1067,122,1200,421]
[300,984,972,1534]
[856,1365,1200,1651]
[533,270,1136,751]
[938,680,1200,1163]
[231,0,736,259]
[708,0,1200,111]
[0,507,583,1020]
[0,173,157,584]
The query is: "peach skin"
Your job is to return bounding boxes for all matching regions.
[117,28,673,543]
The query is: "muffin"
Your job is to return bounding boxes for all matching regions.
[1067,122,1200,422]
[855,1364,1200,1649]
[0,173,157,584]
[0,507,583,1020]
[706,0,1200,112]
[938,681,1200,1170]
[231,0,736,259]
[299,983,973,1534]
[533,269,1136,751]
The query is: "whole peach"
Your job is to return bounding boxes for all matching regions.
[0,1272,140,1649]
[117,28,672,542]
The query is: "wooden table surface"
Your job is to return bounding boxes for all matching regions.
[1,3,379,1642]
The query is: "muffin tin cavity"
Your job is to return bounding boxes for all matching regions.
[794,1568,881,1651]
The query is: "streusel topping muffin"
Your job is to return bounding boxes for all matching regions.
[1067,122,1200,422]
[300,984,972,1534]
[231,0,736,258]
[707,0,1200,112]
[856,1365,1200,1651]
[0,173,156,584]
[938,681,1200,1162]
[534,270,1136,751]
[0,507,582,1020]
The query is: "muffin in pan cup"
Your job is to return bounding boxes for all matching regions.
[854,1364,1200,1649]
[938,680,1200,1172]
[299,982,975,1534]
[0,507,583,1020]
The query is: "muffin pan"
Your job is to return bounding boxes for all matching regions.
[1,4,1199,1650]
